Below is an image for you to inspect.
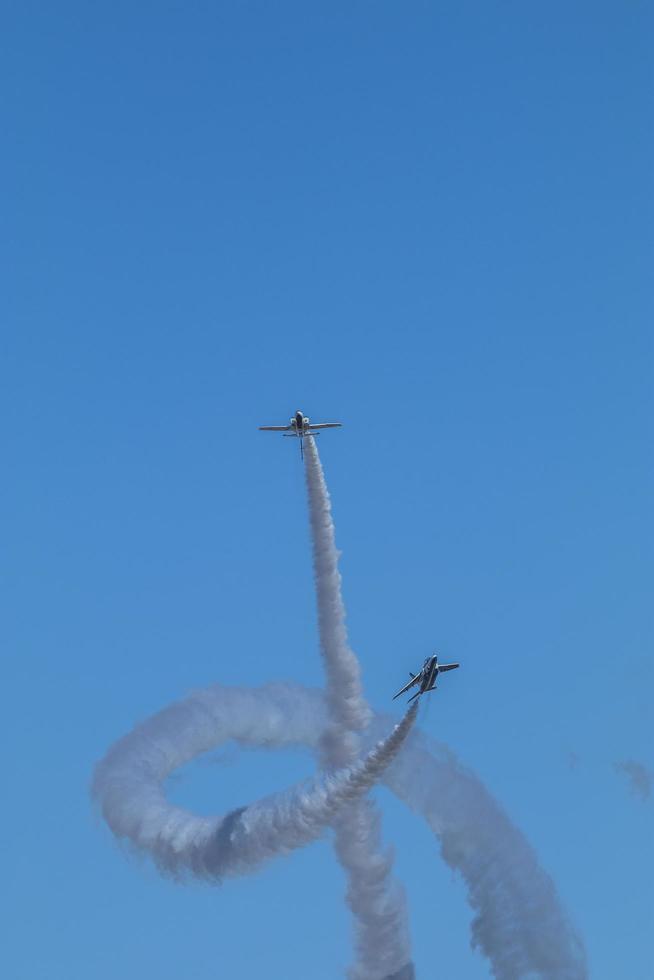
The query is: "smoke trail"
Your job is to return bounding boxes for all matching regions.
[613,758,653,802]
[304,437,584,977]
[94,684,586,977]
[304,436,414,980]
[92,684,416,882]
[221,701,417,878]
[304,435,370,734]
[372,719,588,980]
[93,436,587,978]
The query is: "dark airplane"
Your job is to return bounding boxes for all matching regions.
[393,654,459,703]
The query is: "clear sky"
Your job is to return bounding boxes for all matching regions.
[3,3,652,978]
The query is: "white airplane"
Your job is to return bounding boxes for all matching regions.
[259,410,342,458]
[392,654,459,703]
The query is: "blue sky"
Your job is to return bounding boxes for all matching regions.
[2,2,652,978]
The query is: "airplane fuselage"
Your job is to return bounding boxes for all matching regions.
[420,656,439,693]
[290,411,310,434]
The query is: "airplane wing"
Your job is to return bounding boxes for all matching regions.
[438,663,459,672]
[259,425,292,431]
[307,423,342,430]
[392,674,420,700]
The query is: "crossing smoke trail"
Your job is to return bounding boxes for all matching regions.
[303,437,584,979]
[304,435,414,980]
[92,686,416,881]
[93,436,587,979]
[93,684,587,978]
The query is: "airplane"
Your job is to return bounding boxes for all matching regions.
[392,654,459,703]
[259,410,342,458]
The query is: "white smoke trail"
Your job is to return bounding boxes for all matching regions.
[373,719,588,980]
[304,436,414,980]
[304,435,370,734]
[92,683,416,882]
[93,436,587,979]
[94,683,587,978]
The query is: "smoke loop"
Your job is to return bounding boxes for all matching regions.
[93,682,586,978]
[93,437,586,979]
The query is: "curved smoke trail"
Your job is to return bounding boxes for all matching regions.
[304,435,414,980]
[92,684,416,881]
[372,718,588,979]
[93,437,587,979]
[93,683,586,978]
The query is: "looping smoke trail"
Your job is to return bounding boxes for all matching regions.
[93,686,416,881]
[304,436,414,980]
[93,684,587,978]
[93,438,587,979]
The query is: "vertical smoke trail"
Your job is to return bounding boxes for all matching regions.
[304,435,370,735]
[304,436,415,980]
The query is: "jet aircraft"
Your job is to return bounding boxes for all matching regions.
[392,654,459,703]
[259,410,342,458]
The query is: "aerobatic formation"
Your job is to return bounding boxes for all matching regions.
[92,413,587,979]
